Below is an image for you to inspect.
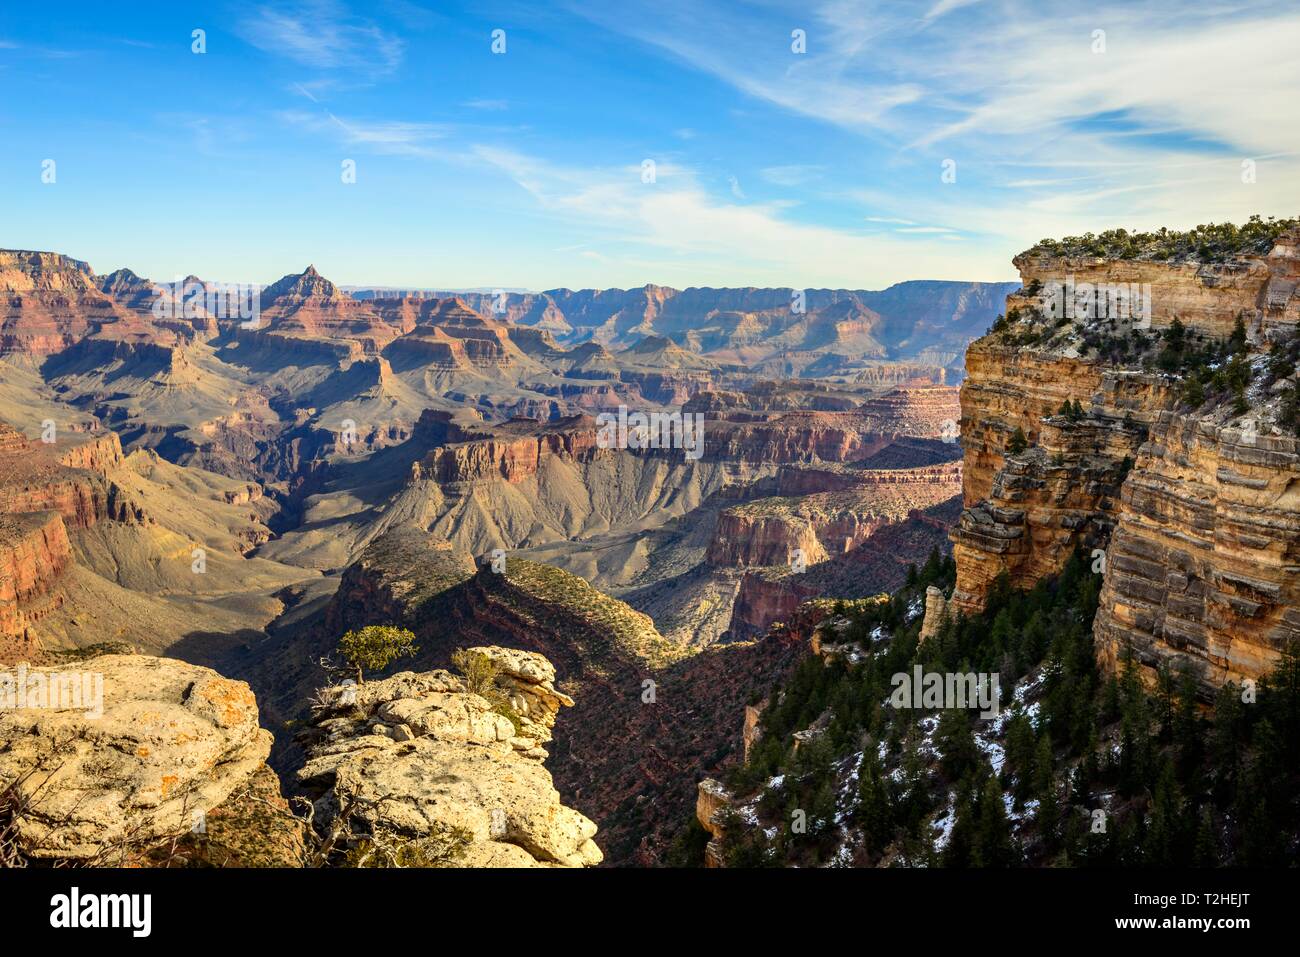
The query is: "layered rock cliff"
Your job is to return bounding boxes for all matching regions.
[951,220,1300,695]
[708,463,962,568]
[1094,409,1300,692]
[0,424,138,638]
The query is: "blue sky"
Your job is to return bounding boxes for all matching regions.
[2,0,1297,290]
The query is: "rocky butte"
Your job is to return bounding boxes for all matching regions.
[948,218,1300,696]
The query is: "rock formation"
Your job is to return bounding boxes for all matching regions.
[0,654,276,861]
[695,778,733,868]
[951,223,1300,695]
[295,646,603,867]
[918,584,954,643]
[447,280,1017,376]
[1094,410,1300,691]
[707,463,962,569]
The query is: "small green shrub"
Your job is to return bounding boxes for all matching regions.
[451,648,523,733]
[338,625,419,684]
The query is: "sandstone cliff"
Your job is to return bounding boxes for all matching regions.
[707,463,961,569]
[1094,409,1299,692]
[951,221,1300,695]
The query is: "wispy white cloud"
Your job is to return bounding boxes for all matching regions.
[570,2,924,134]
[237,1,405,75]
[579,0,1300,252]
[897,226,958,234]
[910,10,1300,157]
[923,0,983,22]
[761,165,823,187]
[470,144,1009,286]
[279,109,450,157]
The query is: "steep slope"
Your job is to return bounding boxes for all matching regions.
[950,218,1300,696]
[226,527,806,865]
[0,419,315,655]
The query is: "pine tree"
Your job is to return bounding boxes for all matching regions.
[894,745,931,832]
[1145,760,1186,866]
[1229,315,1247,354]
[1034,734,1059,846]
[975,774,1017,867]
[857,748,893,855]
[1173,670,1202,773]
[943,788,977,867]
[1260,638,1300,762]
[1069,764,1090,806]
[1007,426,1028,454]
[808,778,838,839]
[936,707,980,781]
[1237,793,1278,867]
[1208,681,1244,797]
[1154,662,1177,737]
[921,546,942,583]
[1005,712,1036,807]
[1100,674,1121,724]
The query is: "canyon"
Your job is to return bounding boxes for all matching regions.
[0,247,992,866]
[6,220,1292,868]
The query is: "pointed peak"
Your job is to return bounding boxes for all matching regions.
[96,267,151,296]
[433,295,483,315]
[261,265,345,303]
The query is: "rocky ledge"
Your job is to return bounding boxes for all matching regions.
[0,654,283,862]
[294,645,602,868]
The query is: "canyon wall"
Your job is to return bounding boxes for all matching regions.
[952,229,1300,695]
[1094,413,1300,691]
[0,425,134,638]
[708,463,962,569]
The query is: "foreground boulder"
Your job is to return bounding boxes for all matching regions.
[295,645,602,867]
[0,654,274,860]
